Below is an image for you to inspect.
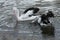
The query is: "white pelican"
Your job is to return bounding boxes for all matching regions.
[12,7,40,22]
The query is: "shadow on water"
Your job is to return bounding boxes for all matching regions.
[40,24,55,40]
[40,24,55,36]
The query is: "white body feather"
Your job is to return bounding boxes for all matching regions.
[13,7,39,21]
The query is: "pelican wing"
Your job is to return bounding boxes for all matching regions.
[18,16,38,21]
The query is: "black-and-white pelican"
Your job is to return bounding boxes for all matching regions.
[12,7,40,22]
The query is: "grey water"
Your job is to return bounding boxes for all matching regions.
[0,0,60,40]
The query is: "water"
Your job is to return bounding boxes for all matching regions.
[0,0,60,40]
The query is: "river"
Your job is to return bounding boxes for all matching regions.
[0,0,60,40]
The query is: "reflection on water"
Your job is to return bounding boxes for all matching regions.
[41,25,55,40]
[40,23,55,35]
[41,25,55,36]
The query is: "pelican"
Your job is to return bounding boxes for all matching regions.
[12,7,40,22]
[12,7,54,27]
